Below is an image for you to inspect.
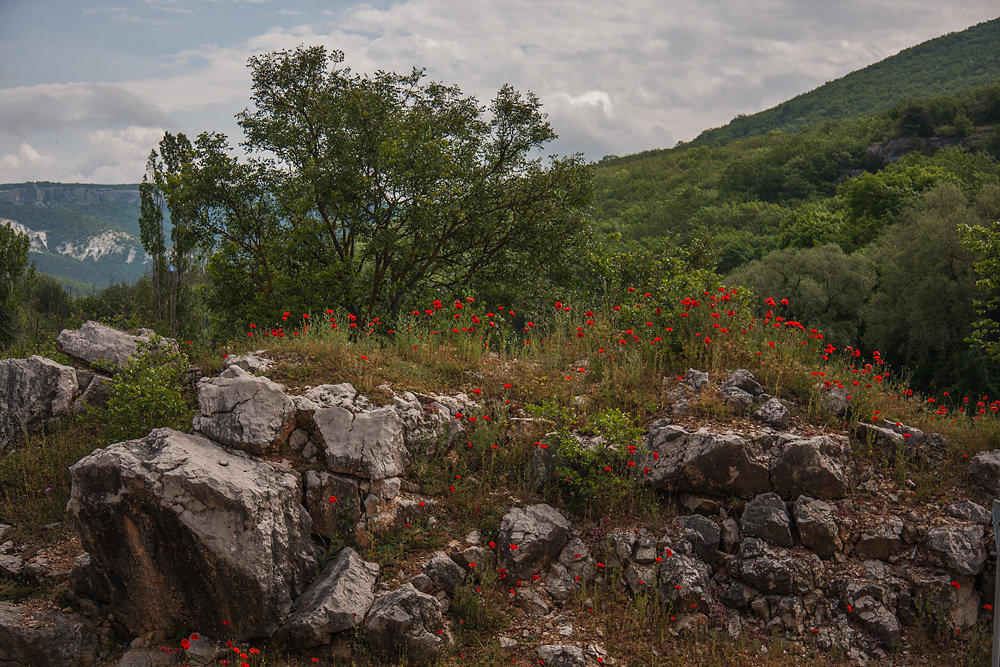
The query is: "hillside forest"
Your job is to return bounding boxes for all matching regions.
[2,46,1000,404]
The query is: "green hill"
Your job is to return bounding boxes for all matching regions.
[692,17,1000,145]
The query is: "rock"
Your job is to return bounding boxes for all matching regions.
[818,382,851,417]
[0,356,78,450]
[738,538,815,595]
[303,471,362,538]
[392,391,468,454]
[753,398,790,428]
[56,321,175,372]
[191,366,296,455]
[0,601,101,666]
[967,450,1000,495]
[67,428,317,637]
[852,595,901,649]
[720,518,741,553]
[116,647,178,667]
[946,501,990,525]
[924,525,986,576]
[632,528,658,564]
[68,553,112,603]
[497,504,570,579]
[536,644,586,666]
[770,436,850,500]
[545,539,593,601]
[741,493,793,548]
[792,497,842,559]
[423,552,466,595]
[684,368,710,390]
[677,515,721,564]
[0,553,21,579]
[644,425,771,497]
[624,561,658,594]
[222,352,273,374]
[75,373,112,410]
[720,385,754,415]
[300,385,411,480]
[366,583,452,663]
[854,517,903,561]
[278,547,378,647]
[907,569,979,631]
[365,492,434,535]
[659,554,713,613]
[724,369,764,395]
[852,422,904,459]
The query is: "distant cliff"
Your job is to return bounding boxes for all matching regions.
[0,182,139,206]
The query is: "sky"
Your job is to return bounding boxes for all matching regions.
[0,0,997,184]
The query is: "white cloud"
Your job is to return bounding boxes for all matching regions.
[0,143,57,180]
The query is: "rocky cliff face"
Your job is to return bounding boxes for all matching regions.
[0,184,139,206]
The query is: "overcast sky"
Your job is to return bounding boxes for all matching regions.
[0,0,996,184]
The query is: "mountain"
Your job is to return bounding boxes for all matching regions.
[0,182,145,292]
[692,17,1000,145]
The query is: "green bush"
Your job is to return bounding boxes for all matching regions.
[93,338,195,442]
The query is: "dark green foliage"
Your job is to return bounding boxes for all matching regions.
[0,224,30,346]
[960,184,1000,364]
[692,18,1000,145]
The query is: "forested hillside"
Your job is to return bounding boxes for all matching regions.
[692,17,1000,145]
[591,82,1000,396]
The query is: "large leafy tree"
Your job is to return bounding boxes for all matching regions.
[151,46,592,327]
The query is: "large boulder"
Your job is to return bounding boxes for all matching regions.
[770,436,850,500]
[0,356,78,450]
[644,424,771,497]
[191,366,296,455]
[658,553,713,612]
[497,504,571,579]
[754,398,790,428]
[298,384,411,479]
[67,428,317,637]
[0,601,102,667]
[738,538,815,595]
[56,321,174,372]
[967,450,1000,496]
[366,583,452,664]
[792,496,842,559]
[852,595,901,650]
[923,525,986,577]
[741,492,793,547]
[278,547,378,648]
[422,551,466,595]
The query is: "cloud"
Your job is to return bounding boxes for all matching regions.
[0,143,57,180]
[0,82,173,137]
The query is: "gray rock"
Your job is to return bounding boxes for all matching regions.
[0,554,21,580]
[303,471,362,539]
[855,517,904,561]
[677,515,721,564]
[392,390,470,455]
[741,492,793,548]
[278,547,378,647]
[222,352,273,374]
[644,425,771,497]
[967,450,1000,495]
[724,369,764,395]
[0,356,78,451]
[852,422,904,459]
[852,595,901,649]
[0,601,101,667]
[720,385,754,415]
[738,538,815,595]
[720,518,741,553]
[924,525,986,576]
[632,528,658,564]
[753,398,790,428]
[68,552,112,603]
[658,554,713,612]
[624,561,658,594]
[303,386,411,479]
[423,551,466,594]
[67,428,316,637]
[792,496,842,559]
[818,382,851,417]
[116,647,177,667]
[0,525,10,542]
[947,501,990,525]
[684,368,710,390]
[770,436,850,500]
[75,373,112,411]
[545,539,593,601]
[497,504,570,579]
[192,365,296,455]
[907,568,979,631]
[536,644,586,666]
[56,321,175,372]
[366,583,452,664]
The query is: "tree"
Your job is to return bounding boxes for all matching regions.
[155,46,592,327]
[960,183,1000,364]
[0,224,29,347]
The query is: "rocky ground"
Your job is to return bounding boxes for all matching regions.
[1,322,999,666]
